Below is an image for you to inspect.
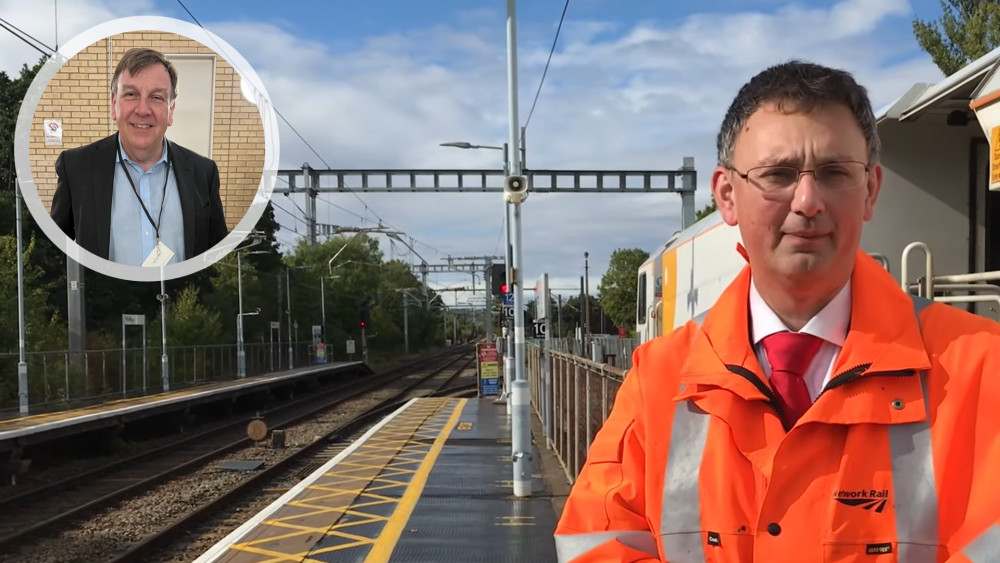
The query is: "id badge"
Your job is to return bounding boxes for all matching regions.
[142,241,175,267]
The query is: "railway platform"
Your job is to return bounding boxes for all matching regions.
[195,396,560,562]
[0,361,369,455]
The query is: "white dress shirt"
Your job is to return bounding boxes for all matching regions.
[748,279,852,402]
[110,136,184,266]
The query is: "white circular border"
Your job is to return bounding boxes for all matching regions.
[14,16,280,282]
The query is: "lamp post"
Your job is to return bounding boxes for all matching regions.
[238,251,245,377]
[235,234,265,378]
[15,179,28,413]
[238,306,262,370]
[503,0,533,499]
[157,276,169,391]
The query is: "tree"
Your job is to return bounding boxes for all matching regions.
[152,285,223,347]
[597,248,650,330]
[913,1,1000,76]
[0,57,47,195]
[0,234,65,353]
[695,200,717,221]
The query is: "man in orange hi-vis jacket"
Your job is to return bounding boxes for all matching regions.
[554,60,1000,562]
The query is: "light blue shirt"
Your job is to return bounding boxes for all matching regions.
[110,137,185,266]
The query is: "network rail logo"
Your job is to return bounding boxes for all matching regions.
[833,489,889,513]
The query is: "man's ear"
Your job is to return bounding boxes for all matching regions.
[711,165,738,226]
[167,100,175,127]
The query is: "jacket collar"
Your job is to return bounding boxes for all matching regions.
[166,139,198,259]
[94,134,118,259]
[675,248,932,426]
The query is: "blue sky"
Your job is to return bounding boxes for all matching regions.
[2,0,951,309]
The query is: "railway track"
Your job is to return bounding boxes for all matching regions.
[0,345,475,562]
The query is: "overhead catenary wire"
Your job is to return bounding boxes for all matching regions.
[523,0,570,132]
[0,16,54,57]
[268,199,309,229]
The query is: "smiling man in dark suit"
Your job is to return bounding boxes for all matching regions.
[51,47,228,267]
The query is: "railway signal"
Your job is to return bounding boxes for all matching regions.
[490,263,507,296]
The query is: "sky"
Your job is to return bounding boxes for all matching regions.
[0,0,951,313]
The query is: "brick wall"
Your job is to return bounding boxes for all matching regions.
[28,31,266,232]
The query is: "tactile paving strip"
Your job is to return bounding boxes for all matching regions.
[208,397,465,562]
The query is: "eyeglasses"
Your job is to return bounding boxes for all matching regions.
[731,161,869,195]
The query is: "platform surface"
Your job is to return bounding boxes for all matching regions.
[0,362,363,444]
[195,397,559,562]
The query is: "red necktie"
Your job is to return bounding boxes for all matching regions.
[760,331,823,428]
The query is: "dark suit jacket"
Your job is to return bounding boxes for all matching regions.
[50,133,228,262]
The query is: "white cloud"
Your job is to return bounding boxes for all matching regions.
[2,0,948,310]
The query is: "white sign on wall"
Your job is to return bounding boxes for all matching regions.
[44,119,62,146]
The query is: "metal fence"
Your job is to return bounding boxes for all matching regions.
[0,341,320,415]
[544,337,639,370]
[527,342,626,483]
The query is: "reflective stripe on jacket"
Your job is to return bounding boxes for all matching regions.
[554,250,1000,562]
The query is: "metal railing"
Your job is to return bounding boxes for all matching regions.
[542,337,639,370]
[901,241,1000,321]
[527,342,625,483]
[0,341,318,416]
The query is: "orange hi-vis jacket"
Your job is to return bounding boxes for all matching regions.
[554,251,1000,563]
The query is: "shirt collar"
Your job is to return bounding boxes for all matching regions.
[115,135,169,169]
[749,277,851,346]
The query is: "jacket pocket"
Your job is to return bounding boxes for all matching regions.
[823,541,897,562]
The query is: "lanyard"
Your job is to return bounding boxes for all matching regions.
[117,141,171,242]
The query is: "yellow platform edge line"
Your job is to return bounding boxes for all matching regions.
[363,398,468,563]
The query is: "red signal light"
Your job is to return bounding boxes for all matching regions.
[500,283,508,294]
[360,321,366,327]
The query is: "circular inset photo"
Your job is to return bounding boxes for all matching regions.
[13,16,280,282]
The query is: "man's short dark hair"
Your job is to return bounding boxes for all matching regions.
[716,60,880,167]
[110,47,178,101]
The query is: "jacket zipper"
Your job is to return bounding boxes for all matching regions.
[725,364,785,422]
[724,363,919,429]
[816,365,917,400]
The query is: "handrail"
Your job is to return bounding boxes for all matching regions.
[932,270,1000,284]
[547,348,627,377]
[933,295,1000,320]
[654,301,663,337]
[901,242,933,297]
[869,252,891,273]
[643,303,656,341]
[907,282,1000,295]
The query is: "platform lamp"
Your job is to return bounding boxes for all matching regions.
[236,232,266,378]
